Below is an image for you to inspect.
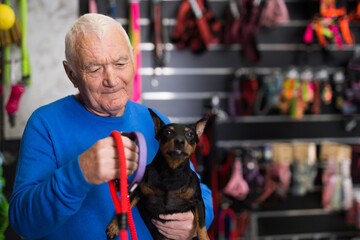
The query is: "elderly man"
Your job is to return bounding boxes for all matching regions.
[9,13,213,239]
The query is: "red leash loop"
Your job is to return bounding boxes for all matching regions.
[108,130,137,240]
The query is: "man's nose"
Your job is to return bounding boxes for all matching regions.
[103,66,119,87]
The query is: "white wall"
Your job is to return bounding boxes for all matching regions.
[3,0,78,139]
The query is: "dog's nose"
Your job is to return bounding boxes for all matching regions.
[174,138,185,147]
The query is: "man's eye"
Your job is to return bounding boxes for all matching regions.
[115,63,125,68]
[86,66,101,73]
[90,68,100,73]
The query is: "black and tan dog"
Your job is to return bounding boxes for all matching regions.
[106,109,209,240]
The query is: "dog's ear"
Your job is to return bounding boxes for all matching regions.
[148,108,165,138]
[195,115,208,139]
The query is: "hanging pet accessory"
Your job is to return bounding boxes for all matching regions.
[303,0,354,49]
[223,149,249,201]
[172,0,222,53]
[129,0,142,103]
[2,0,31,127]
[152,0,170,67]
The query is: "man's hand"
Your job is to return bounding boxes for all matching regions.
[79,135,139,185]
[152,211,196,240]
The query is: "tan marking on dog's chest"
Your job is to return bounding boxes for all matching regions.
[140,182,194,200]
[140,182,164,195]
[170,187,195,200]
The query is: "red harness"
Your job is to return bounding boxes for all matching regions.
[172,0,222,53]
[238,75,259,116]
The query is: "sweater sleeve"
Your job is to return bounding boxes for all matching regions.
[201,182,214,229]
[8,112,94,239]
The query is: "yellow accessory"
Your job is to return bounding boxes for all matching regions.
[0,4,15,30]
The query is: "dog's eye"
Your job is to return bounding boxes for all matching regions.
[166,129,174,135]
[186,131,194,138]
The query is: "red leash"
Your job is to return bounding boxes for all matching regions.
[108,131,137,240]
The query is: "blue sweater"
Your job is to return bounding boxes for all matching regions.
[9,95,214,240]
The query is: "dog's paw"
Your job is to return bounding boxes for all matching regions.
[105,218,120,240]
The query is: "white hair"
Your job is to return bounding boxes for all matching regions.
[64,13,134,70]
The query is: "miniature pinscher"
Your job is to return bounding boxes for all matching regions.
[106,109,209,240]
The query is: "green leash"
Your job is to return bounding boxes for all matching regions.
[3,0,11,86]
[19,0,31,85]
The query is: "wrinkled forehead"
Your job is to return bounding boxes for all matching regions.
[74,29,132,65]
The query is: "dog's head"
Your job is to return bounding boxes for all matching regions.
[149,109,208,169]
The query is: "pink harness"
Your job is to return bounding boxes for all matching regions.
[223,152,249,201]
[260,0,289,27]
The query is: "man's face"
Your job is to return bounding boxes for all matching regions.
[69,28,134,117]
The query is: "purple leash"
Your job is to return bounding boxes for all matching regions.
[123,131,147,192]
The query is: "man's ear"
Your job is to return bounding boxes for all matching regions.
[148,108,165,138]
[63,61,78,88]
